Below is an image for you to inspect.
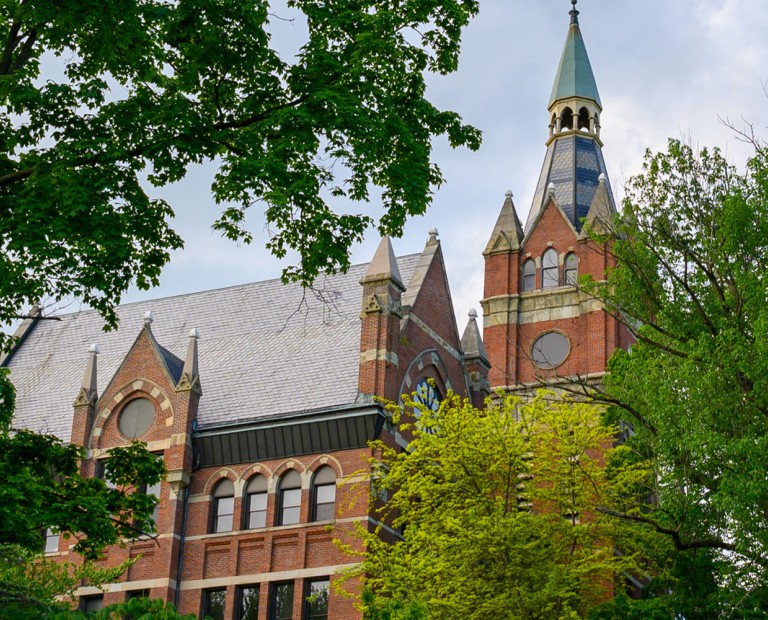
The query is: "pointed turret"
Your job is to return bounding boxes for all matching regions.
[358,237,404,398]
[361,236,404,291]
[176,329,202,394]
[73,343,99,406]
[72,343,100,452]
[526,0,616,234]
[483,191,525,255]
[579,173,615,239]
[461,310,489,366]
[462,309,490,405]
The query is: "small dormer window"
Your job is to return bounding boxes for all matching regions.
[542,249,559,288]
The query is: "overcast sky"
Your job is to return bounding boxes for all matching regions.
[53,0,768,336]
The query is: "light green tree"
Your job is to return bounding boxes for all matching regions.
[344,392,659,620]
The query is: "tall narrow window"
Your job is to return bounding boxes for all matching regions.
[277,470,302,526]
[304,578,330,620]
[565,253,578,285]
[43,528,59,554]
[522,259,536,292]
[245,475,268,529]
[211,479,235,533]
[140,451,163,529]
[237,585,260,620]
[311,467,336,522]
[541,249,559,288]
[270,582,294,620]
[204,589,226,620]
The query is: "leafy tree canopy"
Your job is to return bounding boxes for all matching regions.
[582,138,768,617]
[345,392,663,620]
[0,0,481,348]
[0,370,165,559]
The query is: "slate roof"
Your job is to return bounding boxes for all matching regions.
[6,255,421,442]
[525,134,615,234]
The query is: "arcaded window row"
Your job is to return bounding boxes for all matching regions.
[522,249,578,292]
[210,466,336,534]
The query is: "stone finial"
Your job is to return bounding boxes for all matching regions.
[74,343,99,406]
[361,236,404,290]
[505,190,513,198]
[176,328,202,394]
[548,182,556,196]
[570,0,579,25]
[468,308,478,320]
[143,311,154,326]
[428,227,439,241]
[598,173,606,183]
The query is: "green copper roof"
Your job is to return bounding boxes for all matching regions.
[548,19,601,108]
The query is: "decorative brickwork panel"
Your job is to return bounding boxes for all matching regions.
[236,538,267,575]
[270,534,300,572]
[203,542,231,579]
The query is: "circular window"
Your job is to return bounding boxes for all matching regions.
[413,378,441,414]
[531,332,570,369]
[118,398,155,439]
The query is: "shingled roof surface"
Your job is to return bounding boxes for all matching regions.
[6,255,421,442]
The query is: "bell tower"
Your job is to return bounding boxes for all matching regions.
[481,1,628,391]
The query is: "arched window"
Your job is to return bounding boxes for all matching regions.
[522,259,536,292]
[244,475,268,529]
[541,249,559,288]
[276,470,302,526]
[311,467,337,522]
[578,107,590,131]
[561,107,573,130]
[211,479,235,533]
[565,253,578,285]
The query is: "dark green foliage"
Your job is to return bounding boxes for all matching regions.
[582,139,768,616]
[0,0,481,350]
[0,369,165,559]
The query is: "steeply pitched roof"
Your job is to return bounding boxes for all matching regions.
[525,134,615,234]
[6,256,420,442]
[548,17,601,108]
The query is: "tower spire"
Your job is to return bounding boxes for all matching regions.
[525,3,616,234]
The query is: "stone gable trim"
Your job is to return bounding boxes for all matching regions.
[403,313,462,361]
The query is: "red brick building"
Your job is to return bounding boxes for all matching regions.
[3,3,627,619]
[4,232,488,619]
[481,1,628,393]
